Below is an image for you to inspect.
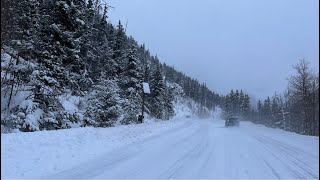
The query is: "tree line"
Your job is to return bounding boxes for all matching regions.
[252,59,319,136]
[221,89,251,119]
[221,59,319,136]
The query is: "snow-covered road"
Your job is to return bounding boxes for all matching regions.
[46,119,318,179]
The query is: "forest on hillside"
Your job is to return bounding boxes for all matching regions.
[1,0,220,132]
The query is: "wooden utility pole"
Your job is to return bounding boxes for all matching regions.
[141,82,150,123]
[141,88,145,123]
[140,64,150,123]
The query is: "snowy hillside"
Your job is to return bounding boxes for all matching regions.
[1,0,221,134]
[1,38,217,133]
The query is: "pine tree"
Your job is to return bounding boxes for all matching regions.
[121,44,143,124]
[123,44,143,90]
[111,20,126,77]
[121,87,141,124]
[263,97,272,126]
[83,76,122,127]
[234,90,240,115]
[149,64,165,119]
[239,90,245,115]
[163,83,175,120]
[242,94,250,118]
[271,92,281,127]
[223,95,232,119]
[229,90,236,115]
[80,0,97,81]
[86,6,113,84]
[257,100,263,123]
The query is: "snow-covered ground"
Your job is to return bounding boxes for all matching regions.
[2,117,319,179]
[1,116,190,179]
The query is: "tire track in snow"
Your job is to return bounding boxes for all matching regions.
[236,130,281,179]
[262,159,281,179]
[46,120,198,179]
[197,130,214,177]
[257,135,318,179]
[254,136,313,179]
[261,135,318,163]
[41,119,318,179]
[158,124,208,179]
[262,136,316,167]
[116,124,205,179]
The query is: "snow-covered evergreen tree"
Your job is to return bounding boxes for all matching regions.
[83,75,122,127]
[149,64,165,119]
[112,20,127,78]
[123,44,143,90]
[121,44,143,124]
[163,85,175,120]
[242,94,250,118]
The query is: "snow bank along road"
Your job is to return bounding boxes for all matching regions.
[2,118,319,179]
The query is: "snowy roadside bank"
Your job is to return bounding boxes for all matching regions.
[1,117,193,179]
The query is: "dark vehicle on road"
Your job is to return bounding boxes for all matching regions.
[225,116,239,127]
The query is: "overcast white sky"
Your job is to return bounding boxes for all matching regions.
[107,0,319,100]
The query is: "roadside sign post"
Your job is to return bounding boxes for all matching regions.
[141,82,150,123]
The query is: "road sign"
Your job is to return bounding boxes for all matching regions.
[143,82,150,94]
